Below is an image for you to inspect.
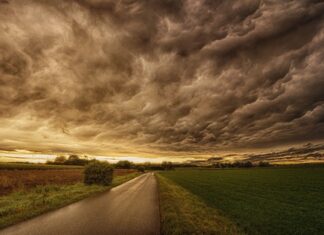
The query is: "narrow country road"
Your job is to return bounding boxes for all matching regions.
[0,173,160,235]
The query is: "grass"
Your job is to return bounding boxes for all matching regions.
[157,174,242,235]
[0,172,140,229]
[159,167,324,235]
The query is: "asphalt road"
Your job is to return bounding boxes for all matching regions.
[0,173,160,235]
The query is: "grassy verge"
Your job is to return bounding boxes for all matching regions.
[111,172,140,186]
[0,172,140,229]
[157,174,242,235]
[160,168,324,235]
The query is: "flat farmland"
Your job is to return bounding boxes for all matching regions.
[0,163,140,229]
[159,167,324,235]
[0,164,137,196]
[0,170,82,195]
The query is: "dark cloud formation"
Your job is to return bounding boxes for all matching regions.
[245,143,324,163]
[204,143,324,164]
[0,0,324,159]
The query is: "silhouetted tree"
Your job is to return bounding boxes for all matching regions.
[162,161,174,170]
[115,160,133,169]
[65,155,89,165]
[137,166,145,173]
[258,161,271,167]
[54,156,66,164]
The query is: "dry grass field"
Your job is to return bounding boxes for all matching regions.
[0,163,140,229]
[0,165,137,196]
[0,170,82,195]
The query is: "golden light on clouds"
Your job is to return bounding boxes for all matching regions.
[0,0,324,163]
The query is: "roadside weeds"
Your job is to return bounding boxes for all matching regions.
[157,174,243,235]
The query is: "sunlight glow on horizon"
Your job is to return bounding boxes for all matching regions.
[0,152,198,164]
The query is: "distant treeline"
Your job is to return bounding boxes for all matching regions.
[46,155,177,171]
[46,155,90,166]
[212,161,271,168]
[47,155,324,170]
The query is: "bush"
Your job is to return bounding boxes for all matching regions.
[84,161,113,186]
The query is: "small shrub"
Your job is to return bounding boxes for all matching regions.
[84,161,113,186]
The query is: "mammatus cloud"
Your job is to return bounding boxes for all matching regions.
[203,143,324,164]
[0,0,323,160]
[244,143,324,163]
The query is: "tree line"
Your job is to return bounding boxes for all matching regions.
[47,155,271,170]
[47,155,175,171]
[212,161,271,168]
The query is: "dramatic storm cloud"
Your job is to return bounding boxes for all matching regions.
[0,0,324,160]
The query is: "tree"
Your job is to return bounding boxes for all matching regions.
[162,161,174,170]
[115,160,133,169]
[258,161,271,167]
[243,161,253,168]
[68,155,79,161]
[65,155,89,165]
[137,165,145,173]
[54,156,66,164]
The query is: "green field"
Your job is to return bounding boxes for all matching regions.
[159,167,324,235]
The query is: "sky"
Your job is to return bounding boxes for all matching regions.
[0,0,323,163]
